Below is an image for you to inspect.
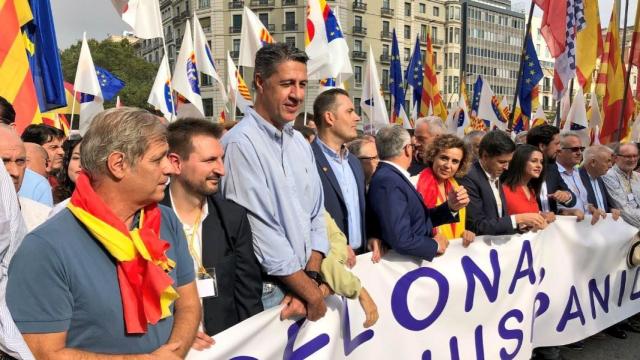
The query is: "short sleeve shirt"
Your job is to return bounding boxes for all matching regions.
[7,205,195,354]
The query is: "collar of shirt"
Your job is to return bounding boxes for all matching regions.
[168,189,209,227]
[556,162,576,175]
[245,107,295,143]
[478,162,499,183]
[317,138,349,162]
[381,160,412,183]
[613,164,637,181]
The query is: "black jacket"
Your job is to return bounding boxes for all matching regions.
[161,189,263,335]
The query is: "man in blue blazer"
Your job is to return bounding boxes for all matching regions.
[311,89,367,259]
[366,125,469,261]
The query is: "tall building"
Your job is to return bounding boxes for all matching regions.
[461,0,525,104]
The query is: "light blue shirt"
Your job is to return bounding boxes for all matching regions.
[557,163,589,212]
[18,169,53,207]
[221,107,329,276]
[317,139,362,249]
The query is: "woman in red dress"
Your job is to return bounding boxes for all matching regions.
[500,144,555,229]
[416,134,475,247]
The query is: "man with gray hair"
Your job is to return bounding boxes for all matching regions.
[221,43,330,321]
[366,125,469,260]
[603,142,640,228]
[408,116,448,176]
[18,143,53,207]
[578,145,620,221]
[463,130,485,161]
[7,107,200,359]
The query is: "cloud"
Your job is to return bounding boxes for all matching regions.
[52,0,128,49]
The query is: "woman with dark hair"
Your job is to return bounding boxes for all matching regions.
[416,134,475,246]
[501,144,555,226]
[51,136,82,208]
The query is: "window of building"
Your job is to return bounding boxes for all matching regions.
[454,28,460,43]
[421,25,427,40]
[383,21,389,33]
[404,2,411,16]
[259,13,269,27]
[198,0,210,8]
[202,98,213,117]
[285,11,295,25]
[433,6,439,17]
[285,36,295,47]
[404,25,411,39]
[199,17,211,33]
[431,26,438,41]
[354,97,362,115]
[201,73,212,86]
[354,66,362,86]
[382,0,390,8]
[355,15,362,28]
[419,3,426,13]
[232,14,242,29]
[354,39,362,52]
[233,39,241,52]
[404,47,410,61]
[382,44,389,56]
[382,69,389,87]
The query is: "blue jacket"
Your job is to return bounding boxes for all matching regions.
[366,162,456,261]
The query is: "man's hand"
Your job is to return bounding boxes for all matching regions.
[434,233,449,254]
[515,213,547,231]
[462,230,475,248]
[150,342,183,360]
[549,190,572,204]
[612,208,621,220]
[358,287,379,328]
[367,238,387,263]
[346,246,356,268]
[305,294,327,321]
[280,294,307,320]
[560,208,585,222]
[587,204,606,225]
[447,186,470,211]
[319,283,333,298]
[541,211,556,224]
[191,331,215,351]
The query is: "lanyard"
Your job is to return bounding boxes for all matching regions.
[185,210,208,276]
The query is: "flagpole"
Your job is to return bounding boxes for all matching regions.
[70,90,78,131]
[161,36,177,121]
[618,0,635,141]
[554,100,561,127]
[507,2,535,131]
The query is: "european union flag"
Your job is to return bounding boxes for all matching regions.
[404,36,423,110]
[518,34,543,121]
[324,6,343,42]
[95,66,125,101]
[390,29,405,121]
[471,75,483,115]
[24,0,67,111]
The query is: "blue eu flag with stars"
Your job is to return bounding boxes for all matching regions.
[404,36,423,110]
[95,66,125,101]
[390,29,405,121]
[518,34,543,121]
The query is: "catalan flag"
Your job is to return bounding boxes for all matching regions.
[0,0,41,133]
[227,51,253,113]
[596,5,634,143]
[575,0,603,89]
[238,6,275,68]
[419,32,447,120]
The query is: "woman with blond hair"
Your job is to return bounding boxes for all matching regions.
[416,134,475,246]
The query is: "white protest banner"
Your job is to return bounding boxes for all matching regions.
[187,216,640,360]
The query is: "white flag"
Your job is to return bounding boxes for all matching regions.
[360,46,389,132]
[305,0,352,80]
[559,89,571,126]
[74,33,104,135]
[477,80,504,130]
[238,7,275,68]
[564,87,588,130]
[148,54,174,120]
[193,14,228,105]
[111,0,163,39]
[172,20,204,117]
[227,52,253,113]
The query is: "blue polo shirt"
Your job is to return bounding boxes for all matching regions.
[7,205,195,354]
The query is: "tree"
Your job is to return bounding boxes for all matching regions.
[60,38,158,110]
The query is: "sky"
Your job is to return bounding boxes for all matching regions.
[51,0,637,50]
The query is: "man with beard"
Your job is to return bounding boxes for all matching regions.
[408,116,447,176]
[311,88,366,265]
[221,43,330,321]
[526,125,576,214]
[163,118,263,347]
[21,124,65,188]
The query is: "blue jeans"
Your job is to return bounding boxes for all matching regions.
[261,281,285,310]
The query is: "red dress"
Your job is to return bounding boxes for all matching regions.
[502,184,540,215]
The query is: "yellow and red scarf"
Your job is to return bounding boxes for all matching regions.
[416,168,466,240]
[67,172,179,334]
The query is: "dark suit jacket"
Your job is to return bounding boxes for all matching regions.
[311,139,366,251]
[366,162,456,261]
[460,161,516,236]
[161,189,263,335]
[578,167,614,212]
[408,157,427,176]
[540,162,577,213]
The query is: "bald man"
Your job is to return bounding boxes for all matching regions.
[0,126,50,230]
[18,143,54,207]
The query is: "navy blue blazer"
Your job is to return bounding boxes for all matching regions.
[460,161,516,236]
[578,167,614,212]
[311,139,366,250]
[366,162,456,261]
[540,162,577,213]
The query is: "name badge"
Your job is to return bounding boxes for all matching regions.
[196,268,218,298]
[628,193,636,203]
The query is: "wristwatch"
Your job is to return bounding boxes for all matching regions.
[305,270,325,287]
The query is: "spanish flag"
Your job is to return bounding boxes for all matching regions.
[0,0,40,133]
[419,32,447,121]
[575,0,603,90]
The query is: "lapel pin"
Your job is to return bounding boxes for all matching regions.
[322,167,328,172]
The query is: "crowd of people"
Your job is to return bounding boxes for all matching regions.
[0,43,639,360]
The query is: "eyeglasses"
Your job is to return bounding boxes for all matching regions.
[562,146,585,153]
[358,156,379,161]
[404,143,417,151]
[616,153,640,160]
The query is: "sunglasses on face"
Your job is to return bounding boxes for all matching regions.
[562,146,585,153]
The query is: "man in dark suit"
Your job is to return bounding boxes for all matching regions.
[311,89,366,262]
[164,118,263,345]
[461,130,547,236]
[408,117,447,176]
[367,125,468,261]
[526,125,576,214]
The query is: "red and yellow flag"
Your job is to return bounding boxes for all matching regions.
[576,0,603,89]
[0,0,41,133]
[419,32,447,120]
[630,2,640,68]
[596,6,634,144]
[236,70,252,102]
